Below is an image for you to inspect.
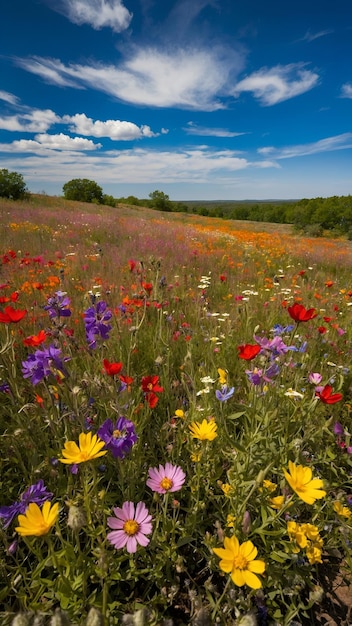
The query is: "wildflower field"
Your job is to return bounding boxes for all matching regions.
[1,196,352,626]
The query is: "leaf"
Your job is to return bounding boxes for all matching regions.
[227,411,246,420]
[176,535,194,548]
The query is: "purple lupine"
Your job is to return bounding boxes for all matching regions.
[0,480,53,529]
[22,345,69,385]
[97,417,137,458]
[84,300,112,349]
[246,362,280,386]
[44,290,71,319]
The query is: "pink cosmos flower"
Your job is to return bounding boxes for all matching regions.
[107,501,152,553]
[146,463,186,494]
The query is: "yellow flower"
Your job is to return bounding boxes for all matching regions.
[287,521,308,550]
[15,501,59,537]
[269,495,285,510]
[306,543,323,565]
[283,461,326,505]
[220,482,234,496]
[226,514,236,528]
[189,418,218,441]
[59,432,107,464]
[174,409,185,418]
[218,368,227,385]
[213,535,265,589]
[333,501,352,518]
[262,479,277,493]
[190,450,202,462]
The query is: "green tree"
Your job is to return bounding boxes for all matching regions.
[148,189,172,211]
[63,179,103,204]
[0,168,28,200]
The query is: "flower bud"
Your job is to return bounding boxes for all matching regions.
[86,607,103,626]
[67,505,87,531]
[242,510,251,534]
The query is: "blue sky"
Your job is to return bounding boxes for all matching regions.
[1,0,352,200]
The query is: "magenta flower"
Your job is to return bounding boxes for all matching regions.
[107,501,152,553]
[146,462,186,494]
[308,372,322,385]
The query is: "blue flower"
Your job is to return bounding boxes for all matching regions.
[0,480,53,529]
[215,385,235,402]
[84,300,112,349]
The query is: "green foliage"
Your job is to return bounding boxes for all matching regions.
[0,168,28,200]
[148,189,172,211]
[102,194,116,207]
[63,179,103,204]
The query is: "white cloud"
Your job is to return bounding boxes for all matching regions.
[233,64,319,105]
[300,29,333,43]
[341,83,352,98]
[0,90,20,105]
[50,0,132,32]
[0,109,60,132]
[0,147,267,185]
[64,113,158,140]
[258,133,352,159]
[0,133,101,153]
[15,45,245,110]
[184,122,246,138]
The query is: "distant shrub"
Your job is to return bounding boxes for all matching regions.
[63,178,103,204]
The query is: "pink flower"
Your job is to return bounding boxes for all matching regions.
[107,501,152,553]
[146,463,186,494]
[308,372,322,385]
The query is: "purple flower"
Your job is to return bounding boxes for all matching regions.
[107,501,152,553]
[271,324,295,336]
[0,381,10,393]
[84,300,112,349]
[146,463,186,494]
[254,335,294,356]
[97,417,137,459]
[216,385,235,402]
[22,345,68,385]
[246,362,279,386]
[333,422,345,436]
[0,480,53,529]
[44,290,71,319]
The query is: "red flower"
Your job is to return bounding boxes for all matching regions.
[317,326,327,334]
[23,330,47,347]
[128,259,136,272]
[238,344,261,360]
[287,303,317,322]
[316,385,343,404]
[142,282,153,296]
[0,306,27,323]
[141,375,164,394]
[103,359,123,376]
[220,274,227,282]
[145,392,159,408]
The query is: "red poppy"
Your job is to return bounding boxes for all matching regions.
[145,391,159,408]
[325,280,334,288]
[103,359,123,376]
[316,385,343,404]
[238,344,261,360]
[128,259,136,272]
[317,326,327,334]
[141,375,164,394]
[0,306,27,323]
[287,303,317,322]
[23,330,47,347]
[119,374,134,386]
[142,282,153,296]
[220,274,227,282]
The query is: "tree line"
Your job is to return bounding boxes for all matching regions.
[1,169,352,237]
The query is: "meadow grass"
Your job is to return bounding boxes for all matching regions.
[0,196,351,625]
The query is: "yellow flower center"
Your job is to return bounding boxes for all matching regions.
[147,383,153,391]
[160,477,173,491]
[123,519,139,536]
[113,429,121,438]
[233,554,248,570]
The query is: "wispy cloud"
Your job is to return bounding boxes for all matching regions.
[0,146,279,187]
[0,90,20,105]
[64,113,159,140]
[340,83,352,98]
[184,122,246,137]
[14,45,245,111]
[299,29,333,43]
[258,133,352,159]
[0,133,101,153]
[233,63,319,105]
[47,0,132,32]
